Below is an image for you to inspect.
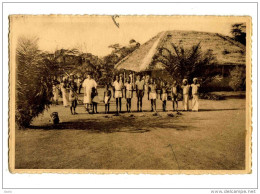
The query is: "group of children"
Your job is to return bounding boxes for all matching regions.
[103,75,201,114]
[52,73,201,115]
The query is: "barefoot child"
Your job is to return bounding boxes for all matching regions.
[68,75,78,115]
[135,75,145,112]
[148,78,157,112]
[91,87,99,114]
[103,85,112,114]
[160,81,168,112]
[124,78,133,113]
[113,75,123,113]
[171,80,178,111]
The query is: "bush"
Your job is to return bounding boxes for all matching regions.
[229,66,246,91]
[16,36,54,128]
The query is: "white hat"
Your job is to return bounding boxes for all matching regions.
[193,77,198,82]
[182,79,188,83]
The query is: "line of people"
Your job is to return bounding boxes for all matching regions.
[110,75,200,114]
[51,72,201,115]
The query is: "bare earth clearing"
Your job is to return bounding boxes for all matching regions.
[15,91,245,170]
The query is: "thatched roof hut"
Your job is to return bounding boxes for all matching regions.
[115,30,246,72]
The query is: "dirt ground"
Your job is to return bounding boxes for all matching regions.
[15,91,246,170]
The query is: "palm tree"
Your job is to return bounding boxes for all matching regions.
[16,36,54,128]
[152,42,215,84]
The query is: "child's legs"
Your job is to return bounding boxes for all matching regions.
[73,100,77,112]
[140,97,143,109]
[94,103,97,113]
[162,100,165,110]
[151,99,153,110]
[92,103,95,113]
[116,98,119,111]
[119,98,122,111]
[126,99,129,111]
[105,104,107,113]
[129,99,132,110]
[137,97,140,110]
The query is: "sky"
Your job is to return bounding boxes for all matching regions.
[10,15,248,57]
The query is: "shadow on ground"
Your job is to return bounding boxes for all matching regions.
[199,108,242,112]
[28,116,189,133]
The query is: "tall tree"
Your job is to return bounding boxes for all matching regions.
[231,23,246,45]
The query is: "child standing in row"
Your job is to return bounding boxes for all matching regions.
[181,79,190,111]
[125,78,134,113]
[171,80,178,111]
[113,75,124,114]
[68,75,78,115]
[191,78,200,112]
[103,85,112,114]
[160,82,168,112]
[148,78,157,112]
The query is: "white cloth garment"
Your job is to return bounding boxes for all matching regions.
[182,85,190,111]
[113,81,123,98]
[61,84,69,107]
[191,84,200,111]
[52,85,59,101]
[82,78,97,104]
[161,93,167,101]
[150,92,157,100]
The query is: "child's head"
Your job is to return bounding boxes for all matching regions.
[137,75,140,81]
[86,72,91,79]
[193,77,198,84]
[183,79,188,85]
[115,75,119,81]
[173,80,177,86]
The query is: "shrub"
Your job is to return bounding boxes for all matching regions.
[16,36,54,128]
[229,66,246,91]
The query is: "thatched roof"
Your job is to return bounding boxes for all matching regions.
[115,30,246,72]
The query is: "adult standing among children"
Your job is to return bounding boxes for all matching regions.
[82,72,97,113]
[113,75,123,113]
[191,78,200,111]
[135,75,145,112]
[181,79,190,111]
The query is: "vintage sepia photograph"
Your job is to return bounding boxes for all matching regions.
[8,15,251,173]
